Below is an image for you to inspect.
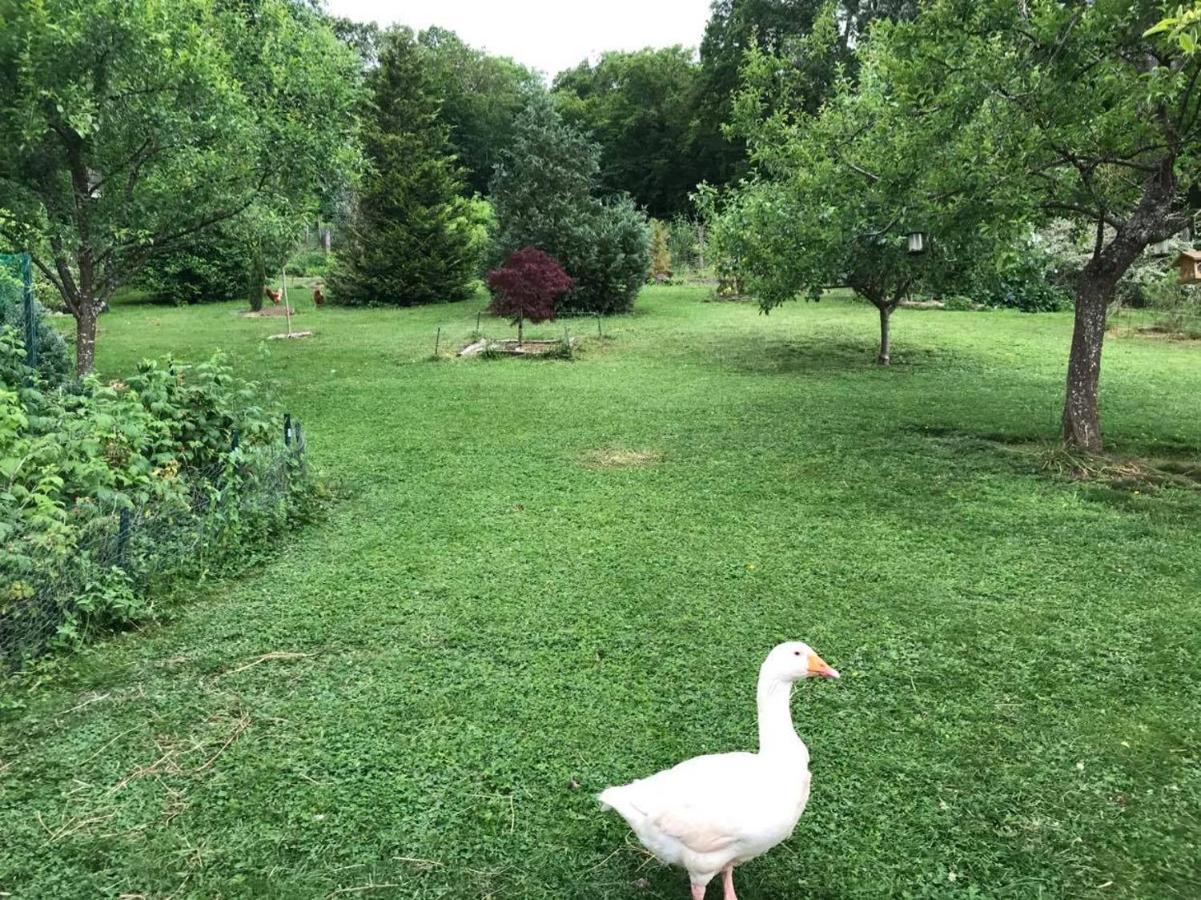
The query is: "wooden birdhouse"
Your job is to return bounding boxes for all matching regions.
[1174,250,1201,284]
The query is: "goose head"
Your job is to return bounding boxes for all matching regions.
[761,641,840,682]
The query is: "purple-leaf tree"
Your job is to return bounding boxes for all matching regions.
[486,247,574,346]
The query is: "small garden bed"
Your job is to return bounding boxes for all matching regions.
[459,338,575,358]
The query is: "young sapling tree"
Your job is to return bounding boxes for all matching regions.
[486,247,573,346]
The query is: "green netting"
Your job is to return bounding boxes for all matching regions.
[0,251,37,369]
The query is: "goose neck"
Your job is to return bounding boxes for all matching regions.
[756,674,804,756]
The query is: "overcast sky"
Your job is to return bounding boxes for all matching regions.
[325,0,713,79]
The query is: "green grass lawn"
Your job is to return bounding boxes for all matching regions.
[2,286,1200,898]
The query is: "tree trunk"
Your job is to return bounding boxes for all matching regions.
[1061,276,1111,452]
[75,299,99,375]
[517,313,524,346]
[1060,160,1183,451]
[877,303,892,365]
[1061,231,1161,451]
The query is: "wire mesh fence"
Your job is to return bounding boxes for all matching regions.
[0,252,38,370]
[1,418,308,673]
[1110,302,1201,339]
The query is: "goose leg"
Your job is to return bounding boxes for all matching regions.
[690,883,707,900]
[722,866,737,900]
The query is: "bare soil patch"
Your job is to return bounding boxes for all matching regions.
[240,306,297,318]
[582,448,662,468]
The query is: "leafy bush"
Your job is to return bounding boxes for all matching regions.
[0,263,70,385]
[490,95,649,315]
[487,247,573,344]
[561,198,652,314]
[135,225,250,305]
[648,219,673,282]
[464,196,497,278]
[667,216,705,273]
[0,334,310,665]
[288,249,332,278]
[1143,270,1201,337]
[977,240,1071,312]
[694,182,750,299]
[1037,218,1184,309]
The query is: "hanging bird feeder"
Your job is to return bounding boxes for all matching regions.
[907,231,927,254]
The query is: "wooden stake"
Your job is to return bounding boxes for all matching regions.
[281,267,292,337]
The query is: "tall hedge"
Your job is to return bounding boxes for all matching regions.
[490,95,649,315]
[135,223,249,305]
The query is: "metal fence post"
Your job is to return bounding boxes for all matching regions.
[20,253,37,371]
[283,413,292,448]
[294,420,307,475]
[117,508,132,569]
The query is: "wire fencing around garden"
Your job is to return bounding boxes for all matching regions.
[0,417,308,673]
[0,252,38,368]
[1110,302,1201,339]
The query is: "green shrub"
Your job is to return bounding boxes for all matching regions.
[0,335,311,665]
[490,95,649,315]
[667,216,704,273]
[288,249,332,278]
[1143,270,1201,336]
[464,196,497,278]
[561,198,651,314]
[958,233,1072,313]
[1037,218,1179,309]
[0,264,70,385]
[135,225,250,304]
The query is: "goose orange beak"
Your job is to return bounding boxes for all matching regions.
[808,653,840,679]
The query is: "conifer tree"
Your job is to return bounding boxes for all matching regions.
[491,95,649,315]
[330,28,475,306]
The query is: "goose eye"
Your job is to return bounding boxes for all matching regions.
[793,651,801,657]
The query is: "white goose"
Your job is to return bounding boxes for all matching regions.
[599,642,839,899]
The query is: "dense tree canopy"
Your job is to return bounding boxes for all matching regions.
[0,0,359,372]
[418,28,542,197]
[713,38,1018,364]
[554,48,704,217]
[546,3,922,214]
[872,0,1201,448]
[694,0,918,187]
[716,0,1201,448]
